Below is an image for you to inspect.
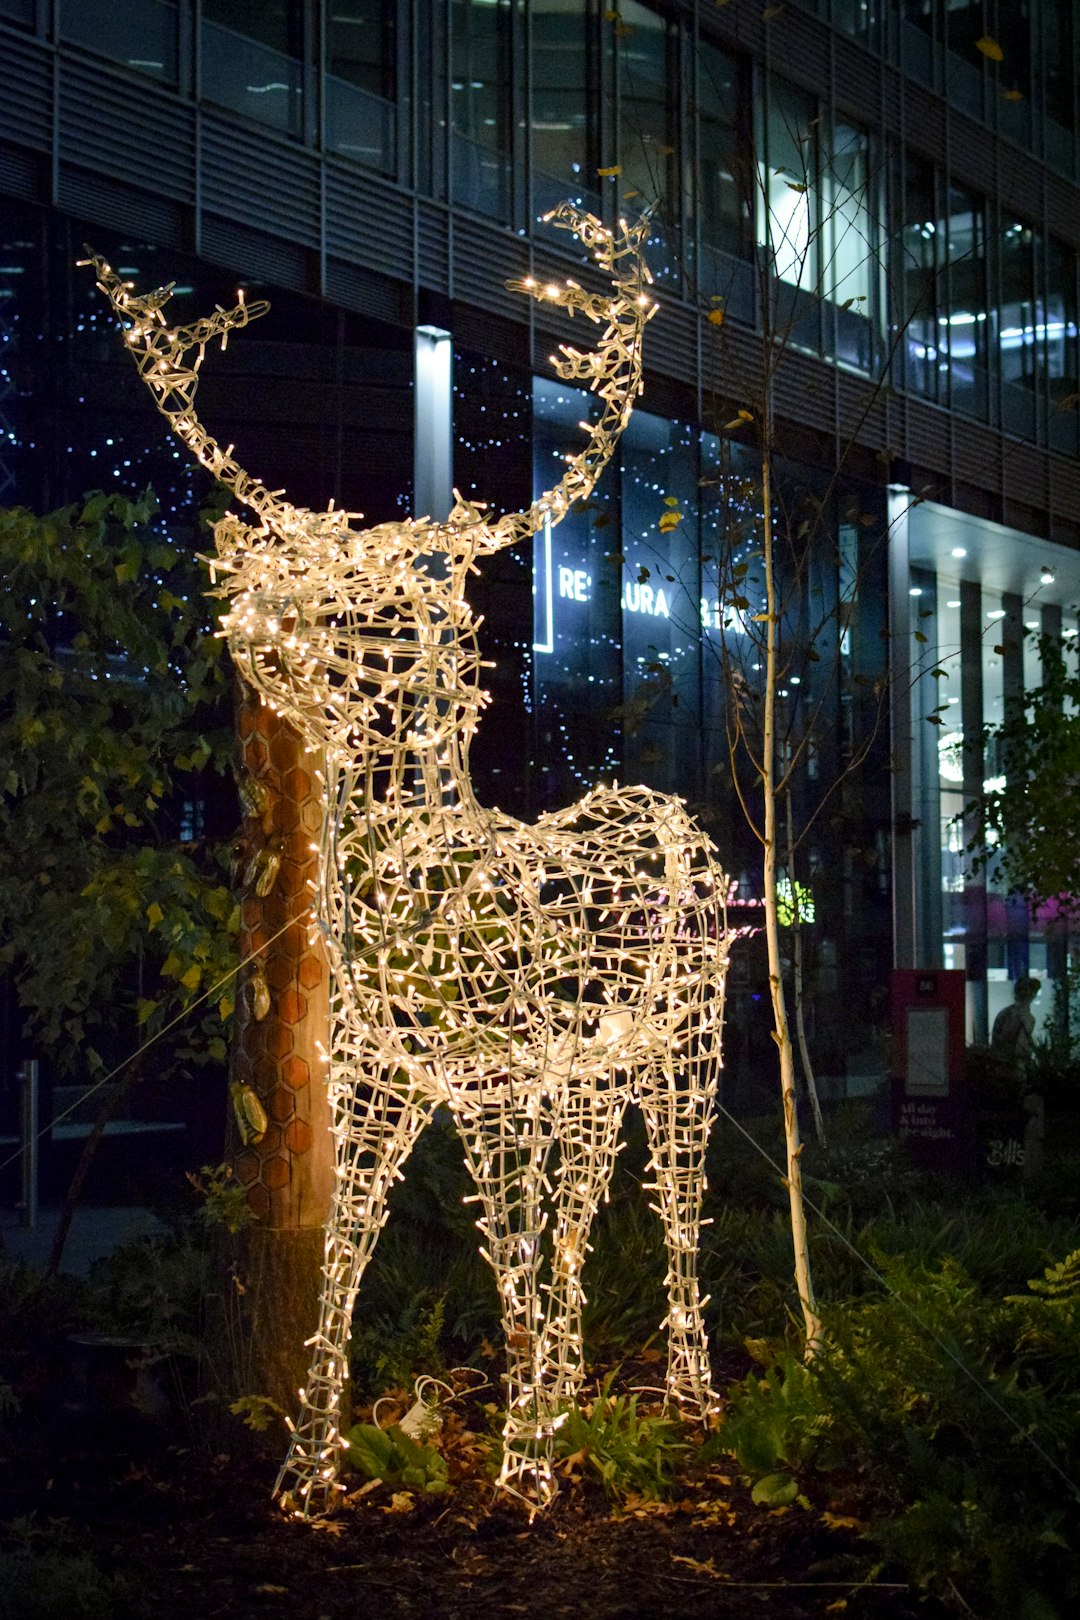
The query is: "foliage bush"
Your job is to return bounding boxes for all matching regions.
[720,1245,1080,1616]
[345,1420,450,1495]
[552,1374,690,1502]
[0,490,236,1085]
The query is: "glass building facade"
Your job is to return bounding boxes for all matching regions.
[2,0,1080,1094]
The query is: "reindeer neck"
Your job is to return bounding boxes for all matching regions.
[340,690,481,829]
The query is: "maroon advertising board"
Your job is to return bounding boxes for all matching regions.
[890,968,973,1172]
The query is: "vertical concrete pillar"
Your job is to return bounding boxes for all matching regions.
[888,485,916,970]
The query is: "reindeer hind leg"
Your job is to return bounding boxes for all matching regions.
[543,1075,626,1412]
[452,1090,557,1512]
[639,1009,721,1422]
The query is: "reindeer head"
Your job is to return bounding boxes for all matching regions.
[86,207,655,765]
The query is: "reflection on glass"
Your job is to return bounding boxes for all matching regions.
[328,0,395,99]
[757,80,878,368]
[617,0,678,285]
[1046,237,1079,453]
[618,0,675,206]
[201,12,303,136]
[900,0,934,81]
[695,40,746,258]
[620,409,701,794]
[60,0,179,84]
[943,186,987,418]
[531,0,598,219]
[450,0,513,219]
[325,0,396,172]
[326,79,395,171]
[532,377,621,794]
[997,219,1037,437]
[1044,0,1077,135]
[898,157,939,397]
[834,0,882,48]
[758,80,815,290]
[826,121,877,368]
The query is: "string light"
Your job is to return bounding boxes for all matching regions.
[87,205,734,1518]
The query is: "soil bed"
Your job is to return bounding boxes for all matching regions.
[0,1419,950,1620]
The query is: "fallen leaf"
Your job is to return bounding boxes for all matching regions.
[822,1510,865,1531]
[597,165,622,177]
[707,308,725,325]
[672,1554,721,1577]
[310,1515,346,1534]
[975,34,1003,61]
[255,1585,288,1595]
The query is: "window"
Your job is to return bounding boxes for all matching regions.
[900,0,934,82]
[834,0,883,50]
[532,377,622,796]
[201,1,304,136]
[694,39,748,260]
[757,79,879,368]
[618,2,677,216]
[325,0,396,173]
[1045,238,1079,455]
[1043,0,1077,135]
[897,156,940,399]
[758,79,816,292]
[943,185,988,418]
[450,0,515,219]
[824,121,878,368]
[531,0,600,221]
[997,218,1037,438]
[60,0,179,84]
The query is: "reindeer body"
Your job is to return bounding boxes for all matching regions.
[91,211,732,1514]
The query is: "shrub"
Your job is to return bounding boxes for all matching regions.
[720,1247,1080,1617]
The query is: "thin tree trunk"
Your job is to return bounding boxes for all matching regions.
[785,792,826,1145]
[760,457,823,1353]
[45,1063,139,1276]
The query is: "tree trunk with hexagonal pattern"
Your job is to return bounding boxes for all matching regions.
[224,683,334,1419]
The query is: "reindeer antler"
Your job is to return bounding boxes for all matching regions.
[81,251,301,533]
[476,205,657,554]
[86,205,653,559]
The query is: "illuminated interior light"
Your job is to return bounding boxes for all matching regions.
[91,203,732,1520]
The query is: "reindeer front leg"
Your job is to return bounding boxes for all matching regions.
[276,1064,430,1517]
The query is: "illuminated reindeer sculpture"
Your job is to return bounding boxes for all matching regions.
[89,208,732,1515]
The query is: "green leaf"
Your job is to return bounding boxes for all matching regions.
[345,1423,397,1480]
[751,1471,799,1507]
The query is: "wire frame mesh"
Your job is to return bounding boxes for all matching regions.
[88,208,734,1516]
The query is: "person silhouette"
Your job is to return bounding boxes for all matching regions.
[990,975,1041,1076]
[990,975,1043,1179]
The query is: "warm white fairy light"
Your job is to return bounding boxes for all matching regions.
[88,207,734,1517]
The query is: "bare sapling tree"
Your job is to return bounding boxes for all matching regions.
[681,85,908,1348]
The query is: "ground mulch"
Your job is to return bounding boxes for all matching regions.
[1,1415,952,1620]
